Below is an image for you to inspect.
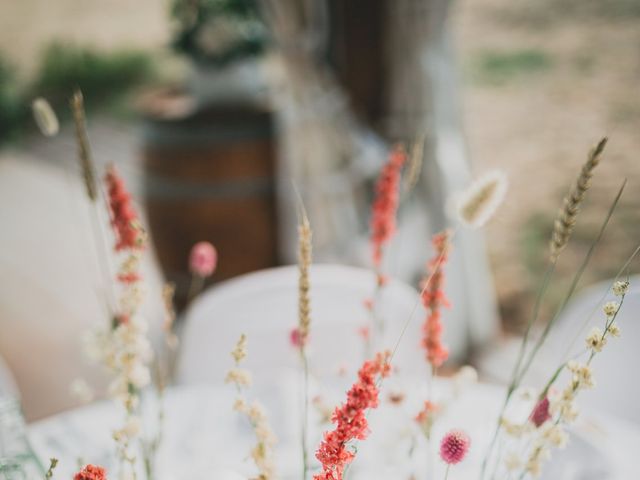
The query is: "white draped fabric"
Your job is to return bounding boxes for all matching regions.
[27,381,640,479]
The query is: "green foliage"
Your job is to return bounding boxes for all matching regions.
[31,42,155,110]
[171,0,266,66]
[0,43,156,145]
[493,0,640,28]
[0,58,28,143]
[471,49,552,85]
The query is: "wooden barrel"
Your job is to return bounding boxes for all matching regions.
[141,96,279,308]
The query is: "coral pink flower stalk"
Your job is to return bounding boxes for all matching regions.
[440,429,470,465]
[74,464,107,480]
[189,241,218,277]
[370,146,406,270]
[421,230,451,368]
[105,166,145,252]
[313,352,391,480]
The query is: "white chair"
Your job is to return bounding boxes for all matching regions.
[478,276,640,425]
[176,264,429,386]
[0,155,165,420]
[547,276,640,425]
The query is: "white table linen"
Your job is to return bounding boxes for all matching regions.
[27,380,640,479]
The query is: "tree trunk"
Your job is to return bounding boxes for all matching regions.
[264,0,499,359]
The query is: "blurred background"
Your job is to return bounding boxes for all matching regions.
[0,0,639,421]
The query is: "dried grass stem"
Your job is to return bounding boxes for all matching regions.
[550,137,607,260]
[70,90,98,202]
[298,215,312,344]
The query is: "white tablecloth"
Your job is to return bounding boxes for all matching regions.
[27,380,640,479]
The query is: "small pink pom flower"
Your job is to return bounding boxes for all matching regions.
[440,429,470,465]
[189,241,217,277]
[529,396,551,427]
[289,327,306,348]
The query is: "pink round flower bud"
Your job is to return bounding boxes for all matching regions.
[289,327,305,348]
[189,241,217,277]
[529,396,551,427]
[440,429,470,465]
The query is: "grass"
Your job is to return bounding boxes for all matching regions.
[544,0,640,19]
[470,49,552,86]
[492,0,640,28]
[516,190,640,333]
[31,42,155,113]
[0,43,156,145]
[0,58,29,143]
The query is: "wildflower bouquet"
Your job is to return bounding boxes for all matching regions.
[31,94,638,480]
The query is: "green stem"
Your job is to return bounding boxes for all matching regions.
[389,231,456,364]
[540,362,566,398]
[480,180,625,480]
[479,262,555,480]
[187,274,204,304]
[366,271,385,359]
[44,458,58,479]
[515,180,625,386]
[560,247,639,361]
[301,349,310,480]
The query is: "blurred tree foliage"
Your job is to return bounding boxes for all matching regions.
[31,43,155,110]
[0,43,155,145]
[0,58,29,143]
[171,0,266,66]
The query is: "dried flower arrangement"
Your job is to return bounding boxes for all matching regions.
[32,95,638,480]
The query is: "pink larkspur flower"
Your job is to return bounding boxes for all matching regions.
[313,352,391,480]
[421,230,452,368]
[440,429,470,465]
[370,146,406,268]
[105,166,145,252]
[189,241,217,277]
[74,464,107,480]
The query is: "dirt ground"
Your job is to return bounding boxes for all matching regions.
[452,0,640,328]
[2,0,638,330]
[0,0,170,76]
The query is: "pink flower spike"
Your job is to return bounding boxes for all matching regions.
[189,241,217,277]
[313,352,391,480]
[370,146,406,268]
[421,230,452,369]
[440,429,470,465]
[529,396,551,427]
[105,166,146,252]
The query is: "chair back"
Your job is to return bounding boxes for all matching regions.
[177,264,428,385]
